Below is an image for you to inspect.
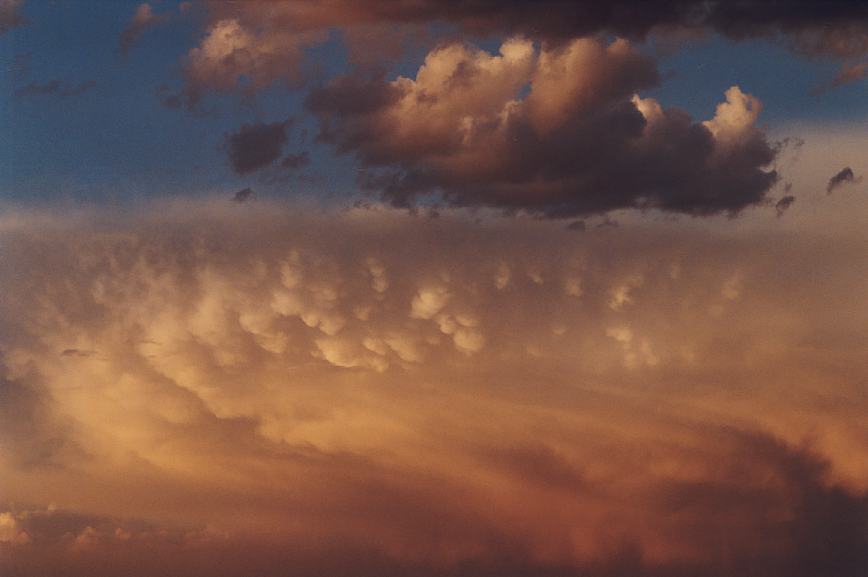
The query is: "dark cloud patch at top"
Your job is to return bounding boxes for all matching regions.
[0,0,24,35]
[207,0,868,58]
[224,120,293,174]
[826,166,861,193]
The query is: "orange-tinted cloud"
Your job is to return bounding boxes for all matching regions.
[309,38,777,216]
[0,201,867,576]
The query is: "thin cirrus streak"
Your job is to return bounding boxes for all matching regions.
[0,201,866,577]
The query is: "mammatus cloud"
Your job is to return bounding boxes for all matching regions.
[826,166,861,193]
[14,79,96,98]
[1,202,867,576]
[309,37,778,217]
[0,0,23,35]
[224,120,294,174]
[119,3,168,55]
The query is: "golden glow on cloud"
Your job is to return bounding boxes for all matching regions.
[1,199,867,576]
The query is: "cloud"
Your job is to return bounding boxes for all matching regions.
[309,38,777,217]
[224,120,293,174]
[231,187,254,202]
[775,195,795,217]
[1,201,868,576]
[172,1,868,105]
[182,17,326,105]
[280,151,310,170]
[0,0,23,35]
[14,79,96,99]
[119,3,169,55]
[826,166,861,193]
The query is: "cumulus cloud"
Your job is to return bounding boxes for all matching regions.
[224,119,293,174]
[119,3,169,55]
[1,202,867,577]
[309,38,777,217]
[826,166,861,193]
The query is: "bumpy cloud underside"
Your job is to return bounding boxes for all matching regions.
[1,202,867,577]
[309,38,777,216]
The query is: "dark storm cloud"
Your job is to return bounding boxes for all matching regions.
[654,430,868,577]
[206,0,868,56]
[4,431,866,577]
[224,120,293,174]
[181,1,868,107]
[0,0,23,35]
[308,39,778,218]
[119,3,168,55]
[14,79,96,99]
[826,166,861,193]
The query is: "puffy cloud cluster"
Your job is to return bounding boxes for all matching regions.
[309,38,777,216]
[1,201,867,576]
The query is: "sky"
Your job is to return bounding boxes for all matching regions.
[1,2,868,577]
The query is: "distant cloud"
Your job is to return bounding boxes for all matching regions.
[224,119,292,174]
[826,166,861,193]
[813,61,868,94]
[231,187,254,202]
[0,0,24,35]
[119,3,168,55]
[14,79,96,98]
[775,195,796,217]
